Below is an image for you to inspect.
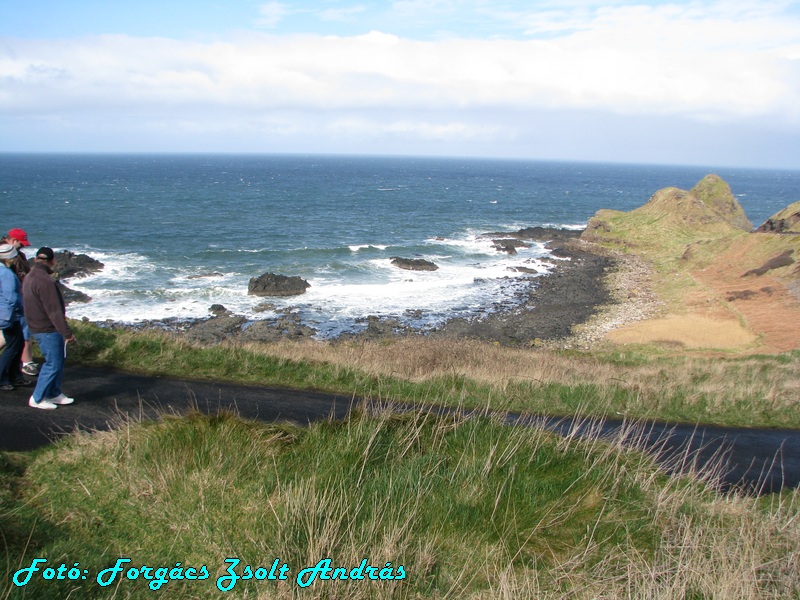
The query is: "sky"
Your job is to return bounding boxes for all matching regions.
[1,0,799,168]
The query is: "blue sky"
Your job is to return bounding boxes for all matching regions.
[1,1,799,168]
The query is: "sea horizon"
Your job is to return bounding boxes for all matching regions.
[5,149,800,173]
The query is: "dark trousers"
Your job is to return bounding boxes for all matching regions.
[0,321,24,385]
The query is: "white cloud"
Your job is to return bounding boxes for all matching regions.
[319,5,369,22]
[255,2,290,28]
[0,1,798,162]
[391,0,460,15]
[326,115,500,141]
[3,17,796,119]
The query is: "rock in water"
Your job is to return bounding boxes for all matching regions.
[390,257,439,271]
[47,250,104,305]
[53,250,105,279]
[248,273,311,296]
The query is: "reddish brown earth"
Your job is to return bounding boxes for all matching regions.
[690,240,800,353]
[607,235,800,353]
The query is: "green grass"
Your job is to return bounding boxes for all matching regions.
[3,409,798,599]
[66,321,800,428]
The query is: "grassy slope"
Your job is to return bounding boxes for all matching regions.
[2,410,799,599]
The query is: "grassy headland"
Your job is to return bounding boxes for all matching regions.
[582,174,800,352]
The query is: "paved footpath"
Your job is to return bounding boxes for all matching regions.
[1,365,798,494]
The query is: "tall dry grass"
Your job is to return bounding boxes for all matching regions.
[4,408,798,599]
[69,321,800,426]
[240,337,800,418]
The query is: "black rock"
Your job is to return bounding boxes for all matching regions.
[57,281,91,304]
[390,257,438,271]
[482,227,582,243]
[491,239,531,254]
[248,273,311,297]
[184,315,247,345]
[54,251,104,280]
[209,304,232,316]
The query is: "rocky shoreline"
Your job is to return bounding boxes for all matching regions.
[65,227,644,348]
[430,236,615,346]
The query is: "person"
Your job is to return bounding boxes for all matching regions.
[2,228,39,376]
[0,243,30,391]
[22,247,76,410]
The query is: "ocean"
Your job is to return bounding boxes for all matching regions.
[2,154,798,338]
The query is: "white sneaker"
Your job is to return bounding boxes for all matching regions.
[29,396,58,410]
[22,362,40,376]
[48,393,74,405]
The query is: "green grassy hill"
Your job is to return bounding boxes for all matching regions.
[3,410,799,599]
[581,174,750,269]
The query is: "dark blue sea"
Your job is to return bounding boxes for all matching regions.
[2,154,798,337]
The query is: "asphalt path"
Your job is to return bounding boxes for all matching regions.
[1,365,799,495]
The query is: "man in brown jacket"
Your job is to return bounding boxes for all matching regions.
[22,247,77,410]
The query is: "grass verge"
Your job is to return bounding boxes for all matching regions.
[67,321,800,428]
[2,409,799,599]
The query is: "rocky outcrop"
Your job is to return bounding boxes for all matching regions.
[690,174,752,231]
[46,251,104,305]
[54,251,105,279]
[491,239,531,255]
[338,315,418,340]
[433,246,614,345]
[478,227,581,256]
[248,273,310,297]
[390,257,438,271]
[634,179,749,230]
[483,227,581,243]
[241,315,316,341]
[57,282,91,304]
[756,201,800,234]
[209,304,232,317]
[130,303,318,345]
[184,315,248,345]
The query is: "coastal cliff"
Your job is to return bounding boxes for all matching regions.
[579,175,800,352]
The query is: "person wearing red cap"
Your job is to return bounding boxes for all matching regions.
[2,228,39,377]
[2,229,31,280]
[0,243,29,390]
[6,228,30,249]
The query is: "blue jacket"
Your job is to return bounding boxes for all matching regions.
[0,264,23,329]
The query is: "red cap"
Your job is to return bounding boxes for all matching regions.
[7,228,30,246]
